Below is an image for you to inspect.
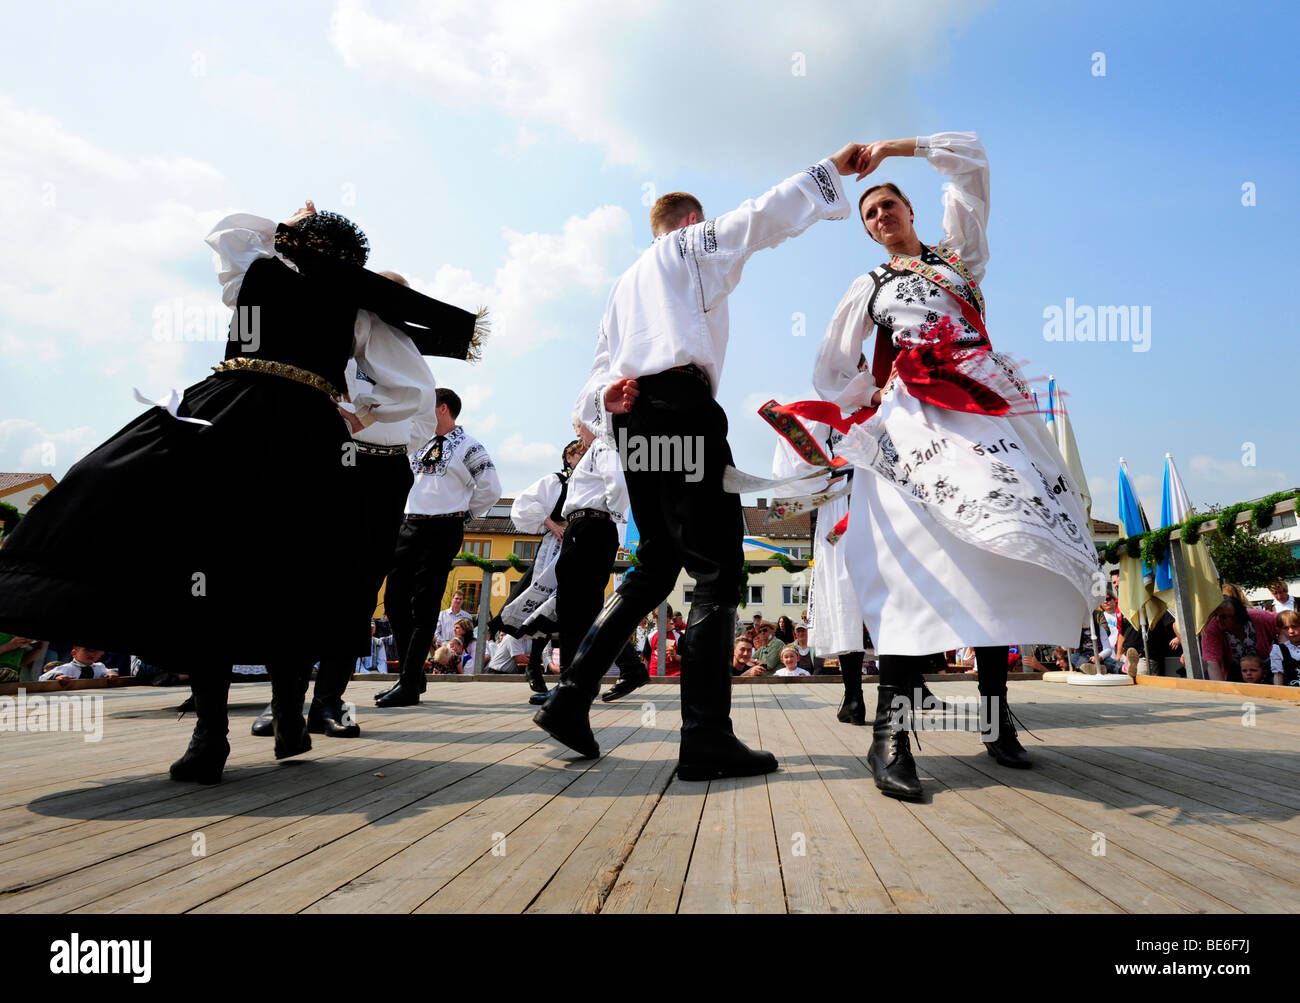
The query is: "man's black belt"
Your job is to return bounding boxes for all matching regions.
[354,442,407,456]
[664,362,711,390]
[567,507,612,522]
[405,511,470,521]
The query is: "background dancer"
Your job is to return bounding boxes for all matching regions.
[0,204,480,784]
[490,438,585,703]
[375,388,501,708]
[549,420,646,705]
[250,271,437,740]
[771,423,870,725]
[810,133,1096,800]
[534,141,873,779]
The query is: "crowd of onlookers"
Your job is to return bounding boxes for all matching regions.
[6,577,1297,690]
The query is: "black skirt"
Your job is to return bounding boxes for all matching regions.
[0,369,367,669]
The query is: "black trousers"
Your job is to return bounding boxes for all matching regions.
[317,450,413,700]
[611,370,744,613]
[556,515,619,674]
[384,515,465,678]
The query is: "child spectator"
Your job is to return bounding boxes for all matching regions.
[1239,654,1268,685]
[39,646,117,682]
[774,645,811,677]
[1269,609,1300,686]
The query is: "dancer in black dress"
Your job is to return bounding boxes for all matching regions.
[0,203,481,783]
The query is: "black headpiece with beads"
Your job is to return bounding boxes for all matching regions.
[274,210,370,269]
[273,209,486,361]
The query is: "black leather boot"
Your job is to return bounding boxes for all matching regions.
[836,651,867,725]
[601,640,650,702]
[270,663,312,760]
[534,592,646,758]
[250,702,274,737]
[982,692,1033,768]
[375,626,431,707]
[973,646,1030,767]
[525,637,550,706]
[170,669,231,785]
[676,603,777,782]
[310,657,360,737]
[866,685,923,801]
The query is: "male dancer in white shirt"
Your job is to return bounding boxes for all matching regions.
[535,142,872,779]
[375,387,501,707]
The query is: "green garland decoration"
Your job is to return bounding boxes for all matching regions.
[505,552,525,573]
[1251,490,1297,530]
[0,502,20,537]
[1095,490,1300,569]
[455,551,496,572]
[1139,526,1175,570]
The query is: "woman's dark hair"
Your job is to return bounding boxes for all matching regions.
[562,438,583,472]
[775,616,795,644]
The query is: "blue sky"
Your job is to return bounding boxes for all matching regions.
[1,0,1295,525]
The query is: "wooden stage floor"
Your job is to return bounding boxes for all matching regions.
[2,678,1299,914]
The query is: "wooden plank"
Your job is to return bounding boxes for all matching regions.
[6,708,532,911]
[912,725,1233,913]
[421,717,680,913]
[676,688,785,913]
[759,689,896,913]
[526,699,683,914]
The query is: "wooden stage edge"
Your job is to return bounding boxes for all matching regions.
[1134,674,1300,702]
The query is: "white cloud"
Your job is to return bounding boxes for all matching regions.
[0,419,99,473]
[412,204,638,351]
[329,0,988,170]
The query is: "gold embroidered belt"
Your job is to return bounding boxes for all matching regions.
[212,357,340,398]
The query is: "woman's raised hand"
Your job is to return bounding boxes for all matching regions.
[830,143,873,180]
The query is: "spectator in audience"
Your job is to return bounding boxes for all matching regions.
[751,613,764,632]
[0,633,36,684]
[774,645,811,677]
[431,644,460,674]
[1268,580,1296,613]
[646,619,680,676]
[486,632,530,673]
[774,616,796,644]
[354,622,387,674]
[1221,583,1249,606]
[732,638,765,677]
[1053,646,1071,671]
[435,591,469,648]
[792,624,814,672]
[452,617,477,673]
[752,622,783,672]
[1240,654,1268,685]
[661,639,683,676]
[1201,595,1278,682]
[1269,609,1300,686]
[1084,596,1123,673]
[39,646,117,683]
